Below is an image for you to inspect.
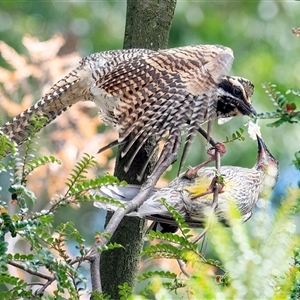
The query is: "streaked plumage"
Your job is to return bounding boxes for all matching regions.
[0,45,256,175]
[94,136,279,229]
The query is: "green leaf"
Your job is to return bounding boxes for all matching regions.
[262,82,288,109]
[23,155,61,177]
[142,243,184,260]
[138,270,177,282]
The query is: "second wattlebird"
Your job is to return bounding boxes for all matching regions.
[0,45,256,179]
[94,135,279,231]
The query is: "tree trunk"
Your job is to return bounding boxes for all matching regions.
[100,0,177,299]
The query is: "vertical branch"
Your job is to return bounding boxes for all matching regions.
[99,1,177,299]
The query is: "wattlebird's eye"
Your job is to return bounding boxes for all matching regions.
[233,86,242,97]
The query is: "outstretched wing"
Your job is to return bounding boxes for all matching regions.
[0,48,154,147]
[95,45,234,172]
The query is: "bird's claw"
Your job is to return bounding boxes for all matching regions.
[185,143,226,179]
[206,142,226,158]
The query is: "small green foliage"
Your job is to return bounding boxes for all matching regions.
[0,131,126,298]
[160,198,191,236]
[0,274,34,299]
[290,247,300,299]
[0,211,16,238]
[66,153,98,189]
[90,291,113,300]
[259,83,300,127]
[118,282,133,300]
[293,151,300,172]
[0,133,16,160]
[138,270,177,282]
[224,127,245,143]
[96,242,124,253]
[143,243,184,260]
[23,155,61,177]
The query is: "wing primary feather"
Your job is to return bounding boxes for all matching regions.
[178,94,208,175]
[136,144,159,182]
[97,139,125,154]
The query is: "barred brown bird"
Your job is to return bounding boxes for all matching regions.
[0,45,256,176]
[94,135,279,231]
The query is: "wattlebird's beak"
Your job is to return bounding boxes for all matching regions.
[256,135,268,159]
[256,135,277,164]
[243,102,257,117]
[249,104,257,116]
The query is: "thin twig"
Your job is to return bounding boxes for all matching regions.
[198,126,218,147]
[26,282,44,286]
[89,133,181,292]
[35,278,56,296]
[101,135,180,244]
[177,259,191,278]
[90,249,101,292]
[7,260,53,281]
[192,147,222,245]
[192,227,209,244]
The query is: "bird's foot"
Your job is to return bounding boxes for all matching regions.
[185,157,214,179]
[185,143,226,179]
[206,142,226,159]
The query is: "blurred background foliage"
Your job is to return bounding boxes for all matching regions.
[0,1,299,298]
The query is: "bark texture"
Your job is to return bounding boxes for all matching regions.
[100,0,177,299]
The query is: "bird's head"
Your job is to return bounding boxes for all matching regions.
[216,76,257,118]
[255,135,279,197]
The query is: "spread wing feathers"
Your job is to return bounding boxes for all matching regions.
[96,45,234,167]
[121,93,194,173]
[119,83,187,157]
[1,48,153,146]
[2,45,234,174]
[1,66,83,144]
[97,139,124,154]
[178,93,209,173]
[177,49,234,172]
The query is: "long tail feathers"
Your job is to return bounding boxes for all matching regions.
[0,66,84,150]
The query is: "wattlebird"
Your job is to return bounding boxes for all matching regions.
[94,135,279,231]
[0,45,256,178]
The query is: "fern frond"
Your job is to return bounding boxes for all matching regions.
[65,153,97,190]
[78,194,126,209]
[160,198,190,234]
[23,155,61,177]
[0,133,16,160]
[262,83,288,109]
[138,270,177,282]
[95,242,124,253]
[224,127,245,143]
[68,176,123,196]
[147,231,197,251]
[142,244,184,260]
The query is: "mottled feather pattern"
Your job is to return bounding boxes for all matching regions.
[1,45,255,176]
[95,136,279,227]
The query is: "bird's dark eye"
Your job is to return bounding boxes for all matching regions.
[233,87,242,97]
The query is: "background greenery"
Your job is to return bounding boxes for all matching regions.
[0,1,299,298]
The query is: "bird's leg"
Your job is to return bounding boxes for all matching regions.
[185,143,226,179]
[197,126,217,147]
